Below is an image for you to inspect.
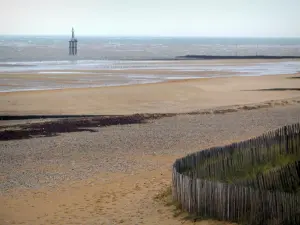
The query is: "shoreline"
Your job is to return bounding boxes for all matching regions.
[0,72,298,94]
[1,72,299,92]
[0,73,300,93]
[2,55,300,64]
[1,73,300,116]
[1,59,300,94]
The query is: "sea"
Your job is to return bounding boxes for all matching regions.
[1,36,300,62]
[1,36,300,92]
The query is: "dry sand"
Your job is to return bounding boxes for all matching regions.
[1,66,300,225]
[1,104,300,225]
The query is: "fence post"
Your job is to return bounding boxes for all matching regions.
[172,123,300,224]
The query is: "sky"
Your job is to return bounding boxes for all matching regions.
[0,0,299,37]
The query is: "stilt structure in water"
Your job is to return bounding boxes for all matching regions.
[69,27,78,55]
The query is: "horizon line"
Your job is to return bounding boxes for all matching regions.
[0,34,300,39]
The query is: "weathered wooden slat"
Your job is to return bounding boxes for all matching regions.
[172,123,300,225]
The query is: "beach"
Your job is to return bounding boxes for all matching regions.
[1,67,300,115]
[1,59,300,225]
[1,59,300,92]
[1,105,300,225]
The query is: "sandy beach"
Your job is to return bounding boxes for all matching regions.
[1,60,300,225]
[1,105,300,225]
[1,72,300,115]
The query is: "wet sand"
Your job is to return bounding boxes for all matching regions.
[1,59,300,92]
[1,73,300,115]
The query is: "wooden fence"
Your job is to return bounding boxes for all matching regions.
[172,123,300,225]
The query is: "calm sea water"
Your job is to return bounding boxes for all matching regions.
[1,36,300,62]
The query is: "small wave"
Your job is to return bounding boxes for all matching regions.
[37,71,97,74]
[165,76,206,80]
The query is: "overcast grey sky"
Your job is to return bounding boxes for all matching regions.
[1,0,299,37]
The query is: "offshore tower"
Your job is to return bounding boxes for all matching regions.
[69,27,78,55]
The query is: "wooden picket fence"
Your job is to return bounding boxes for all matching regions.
[172,123,300,225]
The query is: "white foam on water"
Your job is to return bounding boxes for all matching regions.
[37,71,94,74]
[165,76,206,80]
[126,74,159,79]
